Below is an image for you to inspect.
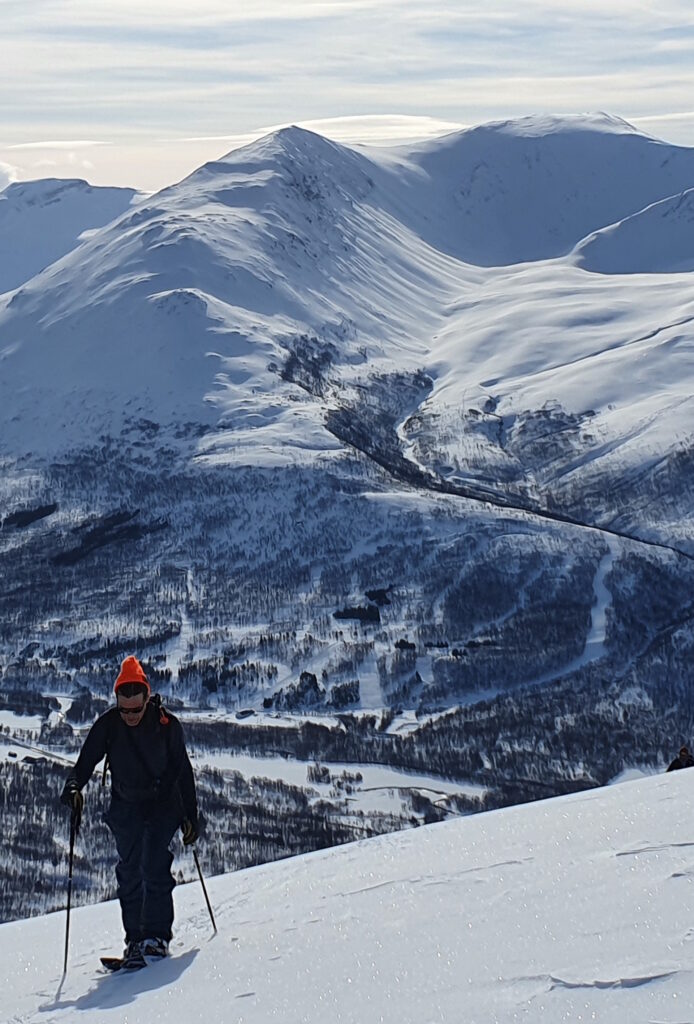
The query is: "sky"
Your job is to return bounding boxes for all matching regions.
[2,0,694,191]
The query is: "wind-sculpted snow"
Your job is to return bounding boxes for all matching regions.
[2,771,694,1023]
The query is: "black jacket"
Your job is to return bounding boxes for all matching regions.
[62,701,197,825]
[667,753,694,772]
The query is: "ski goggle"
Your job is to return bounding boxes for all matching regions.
[118,703,146,717]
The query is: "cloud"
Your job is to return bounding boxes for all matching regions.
[167,115,465,147]
[0,141,106,189]
[7,140,109,151]
[0,115,465,192]
[631,110,694,144]
[0,161,18,190]
[2,1,694,188]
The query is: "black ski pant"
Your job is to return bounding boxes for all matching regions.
[105,795,181,943]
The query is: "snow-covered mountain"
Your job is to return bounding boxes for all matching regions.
[0,178,140,294]
[3,114,694,912]
[1,114,694,523]
[574,186,694,273]
[2,770,692,1024]
[380,111,694,265]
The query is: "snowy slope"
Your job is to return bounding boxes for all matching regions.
[378,112,694,265]
[574,187,694,273]
[418,260,694,521]
[0,126,456,456]
[1,114,694,481]
[3,770,693,1024]
[0,178,139,294]
[3,114,694,726]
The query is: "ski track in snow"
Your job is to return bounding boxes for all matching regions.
[529,535,618,687]
[356,648,384,709]
[163,567,195,680]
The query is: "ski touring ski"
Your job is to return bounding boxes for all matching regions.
[100,952,146,972]
[100,940,171,972]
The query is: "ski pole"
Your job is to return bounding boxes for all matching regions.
[191,846,217,934]
[173,775,216,934]
[63,813,78,975]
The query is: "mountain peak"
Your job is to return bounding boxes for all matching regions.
[2,109,694,455]
[0,178,139,295]
[271,123,324,144]
[475,111,643,139]
[3,176,87,198]
[215,122,351,170]
[1,177,128,210]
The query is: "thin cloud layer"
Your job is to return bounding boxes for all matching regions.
[0,116,465,192]
[2,1,694,188]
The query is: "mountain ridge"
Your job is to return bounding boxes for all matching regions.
[574,186,694,273]
[3,113,694,469]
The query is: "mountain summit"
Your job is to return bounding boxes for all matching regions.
[391,112,694,264]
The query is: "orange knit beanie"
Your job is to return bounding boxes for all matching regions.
[114,655,150,695]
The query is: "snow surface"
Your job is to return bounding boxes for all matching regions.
[529,535,619,688]
[0,710,44,733]
[0,178,139,294]
[197,751,486,815]
[574,187,694,274]
[3,770,694,1023]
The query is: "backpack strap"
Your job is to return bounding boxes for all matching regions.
[102,706,120,786]
[150,692,170,726]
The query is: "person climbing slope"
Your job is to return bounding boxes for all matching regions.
[61,655,198,969]
[666,744,694,772]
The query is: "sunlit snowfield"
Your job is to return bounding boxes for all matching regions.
[3,770,693,1024]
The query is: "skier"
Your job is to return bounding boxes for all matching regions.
[61,655,199,969]
[666,745,694,772]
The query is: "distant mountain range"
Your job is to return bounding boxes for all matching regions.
[2,112,694,792]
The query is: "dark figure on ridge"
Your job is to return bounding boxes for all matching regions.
[61,655,198,969]
[666,745,694,772]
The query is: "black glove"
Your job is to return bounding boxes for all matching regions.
[181,818,198,846]
[61,781,84,831]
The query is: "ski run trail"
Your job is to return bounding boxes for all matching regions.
[3,768,694,1023]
